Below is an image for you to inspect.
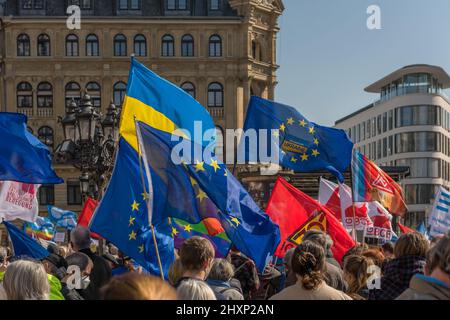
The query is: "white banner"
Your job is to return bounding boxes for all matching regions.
[0,181,39,222]
[429,187,450,237]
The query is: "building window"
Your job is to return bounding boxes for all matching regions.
[17,34,30,56]
[181,82,196,99]
[22,0,44,9]
[17,82,33,108]
[167,0,187,10]
[39,185,55,205]
[67,181,82,205]
[181,34,194,57]
[69,0,92,9]
[404,184,438,205]
[65,34,79,56]
[113,82,127,107]
[133,34,147,56]
[65,82,81,107]
[114,34,127,56]
[383,112,387,132]
[119,0,140,10]
[161,35,175,57]
[86,34,99,56]
[388,110,394,130]
[208,82,224,107]
[37,82,53,108]
[86,82,101,109]
[37,34,50,56]
[395,132,440,153]
[38,126,54,148]
[209,35,222,57]
[210,0,220,10]
[396,105,439,127]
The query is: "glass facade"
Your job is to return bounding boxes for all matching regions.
[395,132,439,153]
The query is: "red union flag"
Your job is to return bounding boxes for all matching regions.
[352,151,407,216]
[364,201,397,241]
[266,177,355,262]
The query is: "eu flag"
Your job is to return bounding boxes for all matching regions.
[136,122,281,271]
[242,97,353,182]
[3,221,49,259]
[0,113,63,184]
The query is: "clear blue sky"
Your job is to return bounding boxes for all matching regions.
[276,0,450,126]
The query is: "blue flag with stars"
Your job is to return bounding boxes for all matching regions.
[242,96,353,182]
[136,121,281,272]
[89,138,174,278]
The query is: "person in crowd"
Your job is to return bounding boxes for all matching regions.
[177,278,217,300]
[168,258,184,286]
[283,248,297,288]
[101,273,177,300]
[0,247,8,273]
[59,252,94,300]
[253,264,283,300]
[397,231,450,300]
[3,260,50,300]
[58,246,68,258]
[342,243,370,263]
[70,226,111,300]
[46,244,68,271]
[270,241,352,300]
[42,253,67,281]
[302,230,347,291]
[325,235,340,269]
[369,232,429,300]
[343,255,374,300]
[381,242,395,260]
[362,248,385,270]
[103,253,129,277]
[230,248,260,300]
[207,258,244,300]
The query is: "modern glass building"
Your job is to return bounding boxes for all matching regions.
[335,64,450,227]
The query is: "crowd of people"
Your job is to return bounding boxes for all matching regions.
[0,225,448,300]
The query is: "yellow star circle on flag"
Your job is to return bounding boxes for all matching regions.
[210,159,220,173]
[129,216,136,226]
[224,170,228,177]
[313,138,319,145]
[301,154,309,161]
[287,117,294,125]
[189,176,198,186]
[131,200,140,212]
[184,224,193,232]
[128,230,137,241]
[309,127,315,134]
[279,123,286,132]
[196,189,208,202]
[312,149,320,157]
[138,244,145,253]
[141,192,149,200]
[231,217,241,227]
[172,227,178,236]
[290,157,297,163]
[194,160,206,172]
[299,119,307,127]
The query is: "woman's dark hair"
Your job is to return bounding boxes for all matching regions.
[291,240,325,290]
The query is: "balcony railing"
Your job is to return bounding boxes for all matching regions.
[373,88,450,106]
[37,108,54,117]
[17,108,33,117]
[208,107,224,120]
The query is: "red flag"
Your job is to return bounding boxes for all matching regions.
[398,222,414,235]
[266,177,355,263]
[77,197,101,239]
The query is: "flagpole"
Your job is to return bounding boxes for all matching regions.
[349,149,358,243]
[134,116,165,280]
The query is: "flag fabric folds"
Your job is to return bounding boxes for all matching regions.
[89,138,174,277]
[266,176,355,263]
[352,151,407,216]
[428,187,450,237]
[136,122,281,271]
[23,216,55,241]
[364,202,397,242]
[0,113,63,184]
[4,221,49,259]
[119,57,216,152]
[242,97,353,182]
[398,222,414,235]
[172,218,232,258]
[47,206,77,230]
[0,181,39,222]
[77,197,101,239]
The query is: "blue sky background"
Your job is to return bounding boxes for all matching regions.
[276,0,450,126]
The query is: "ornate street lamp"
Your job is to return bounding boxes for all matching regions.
[61,99,77,141]
[76,93,99,142]
[101,100,119,141]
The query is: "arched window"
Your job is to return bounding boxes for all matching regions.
[209,35,222,57]
[215,126,224,163]
[134,34,147,56]
[17,34,30,56]
[210,0,220,10]
[114,34,127,56]
[65,34,79,56]
[181,82,195,99]
[37,82,53,108]
[65,82,81,107]
[86,34,99,56]
[181,34,194,57]
[38,126,54,148]
[17,82,33,108]
[208,82,223,107]
[37,34,50,56]
[86,82,101,109]
[161,34,174,57]
[113,81,127,107]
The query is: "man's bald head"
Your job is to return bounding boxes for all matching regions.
[70,226,91,251]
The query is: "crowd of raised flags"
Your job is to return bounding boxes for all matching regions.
[0,57,449,301]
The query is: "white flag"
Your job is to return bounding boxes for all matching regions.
[429,187,450,237]
[0,181,39,222]
[364,201,396,241]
